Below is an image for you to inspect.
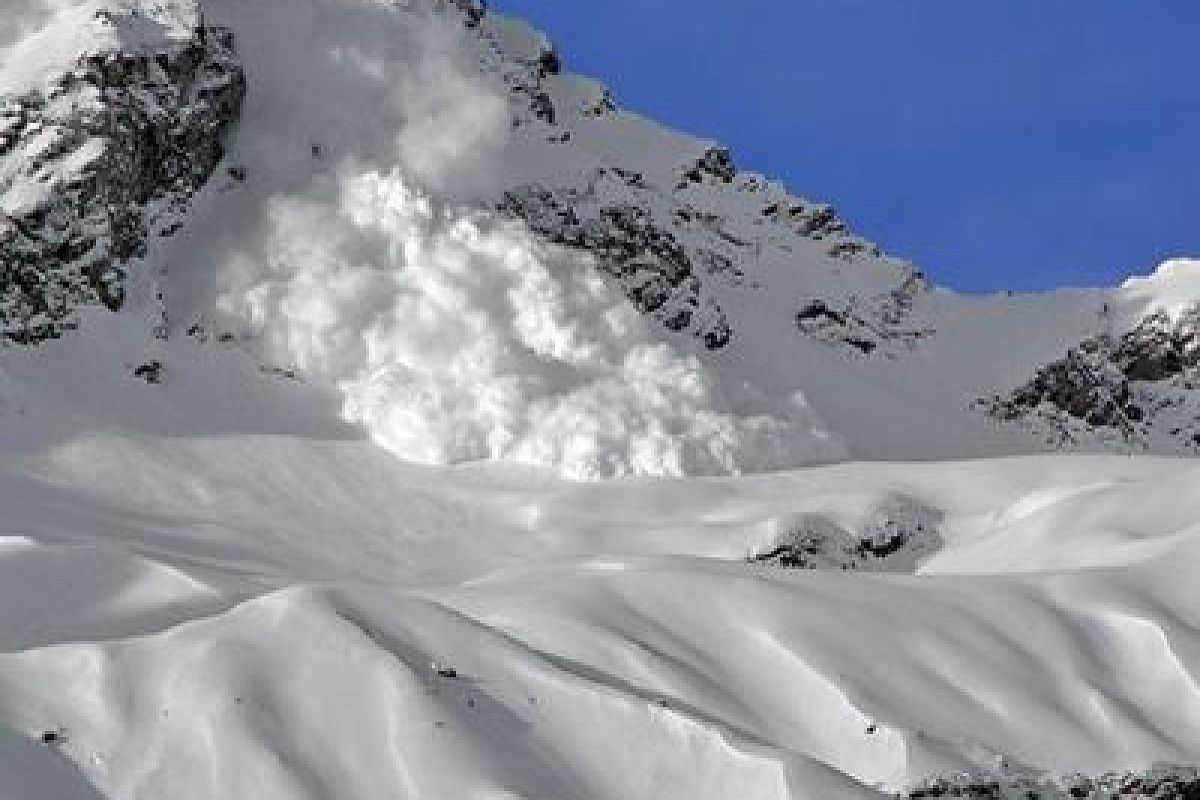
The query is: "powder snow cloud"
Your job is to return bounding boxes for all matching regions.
[205,0,843,478]
[223,169,844,478]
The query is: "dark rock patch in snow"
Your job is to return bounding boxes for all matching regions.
[979,306,1200,452]
[749,495,943,573]
[905,764,1200,800]
[794,275,935,358]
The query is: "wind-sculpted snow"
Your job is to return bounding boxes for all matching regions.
[223,169,843,478]
[2,429,1200,799]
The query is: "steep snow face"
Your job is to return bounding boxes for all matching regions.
[5,0,1200,473]
[183,0,1199,469]
[0,0,845,478]
[159,0,845,478]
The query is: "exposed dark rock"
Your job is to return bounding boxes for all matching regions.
[795,288,934,357]
[0,18,245,343]
[499,181,733,349]
[449,0,487,28]
[133,360,164,384]
[904,764,1200,800]
[581,91,617,118]
[979,306,1200,450]
[678,147,737,188]
[527,90,555,124]
[537,45,562,77]
[749,496,943,573]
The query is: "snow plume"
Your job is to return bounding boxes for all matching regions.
[223,169,845,479]
[203,0,842,477]
[1119,259,1200,323]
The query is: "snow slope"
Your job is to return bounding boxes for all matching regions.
[171,0,1197,471]
[2,0,1200,798]
[8,0,1198,477]
[3,341,1200,798]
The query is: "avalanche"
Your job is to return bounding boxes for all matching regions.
[1,0,1199,798]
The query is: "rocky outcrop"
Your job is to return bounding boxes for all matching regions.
[465,5,921,356]
[448,0,487,28]
[0,17,245,343]
[794,274,933,357]
[676,146,738,187]
[905,764,1200,799]
[979,307,1200,450]
[749,496,943,573]
[500,179,733,349]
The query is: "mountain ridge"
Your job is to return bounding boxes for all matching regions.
[3,0,1198,477]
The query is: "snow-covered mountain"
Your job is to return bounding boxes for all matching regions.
[2,1,1199,798]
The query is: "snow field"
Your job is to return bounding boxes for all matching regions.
[2,422,1200,797]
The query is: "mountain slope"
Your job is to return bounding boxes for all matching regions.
[5,0,1200,476]
[1,1,1200,799]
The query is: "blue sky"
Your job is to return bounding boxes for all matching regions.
[491,1,1199,293]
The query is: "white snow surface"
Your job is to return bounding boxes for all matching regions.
[3,327,1200,798]
[3,0,1200,797]
[1119,258,1200,322]
[0,0,198,93]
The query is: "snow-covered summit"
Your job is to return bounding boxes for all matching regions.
[1120,258,1200,322]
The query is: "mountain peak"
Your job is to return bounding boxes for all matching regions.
[2,0,1199,476]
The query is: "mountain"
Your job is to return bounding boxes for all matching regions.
[1,1,1199,798]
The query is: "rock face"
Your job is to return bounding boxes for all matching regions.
[499,178,733,349]
[0,15,244,343]
[451,1,922,354]
[979,307,1200,451]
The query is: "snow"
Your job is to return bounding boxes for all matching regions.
[0,724,102,800]
[0,0,197,94]
[1,396,1200,798]
[2,0,1200,796]
[160,0,847,479]
[1119,258,1200,322]
[221,167,843,478]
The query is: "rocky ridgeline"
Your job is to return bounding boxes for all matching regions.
[749,496,943,573]
[904,764,1200,799]
[459,0,924,354]
[680,148,880,263]
[978,307,1200,452]
[0,14,244,344]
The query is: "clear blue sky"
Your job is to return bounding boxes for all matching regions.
[492,1,1199,293]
